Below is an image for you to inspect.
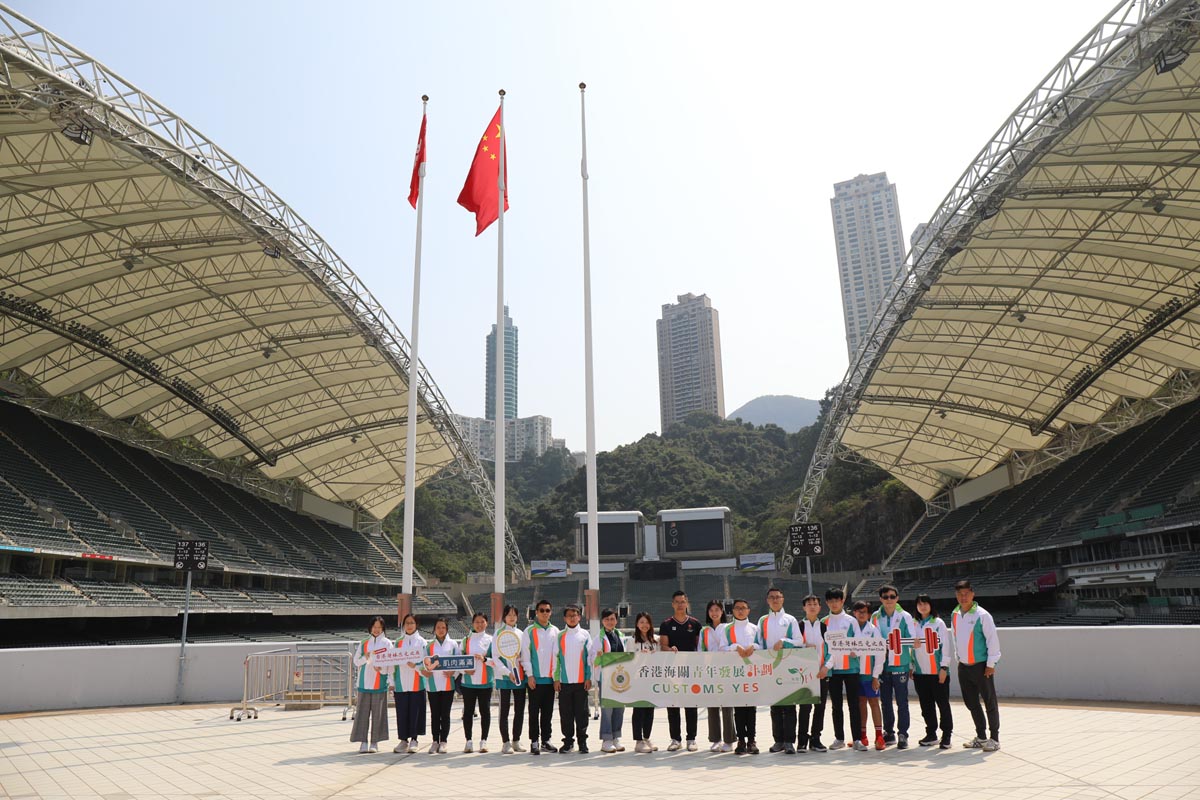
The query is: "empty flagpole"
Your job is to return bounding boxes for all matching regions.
[494,89,507,600]
[401,95,428,612]
[579,83,600,635]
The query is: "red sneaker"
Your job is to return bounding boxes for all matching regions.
[874,734,886,751]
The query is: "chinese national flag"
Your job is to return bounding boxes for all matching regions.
[457,106,508,236]
[408,113,427,209]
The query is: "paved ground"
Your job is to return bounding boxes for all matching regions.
[1,699,1197,799]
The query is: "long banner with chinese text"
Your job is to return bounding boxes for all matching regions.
[595,648,821,708]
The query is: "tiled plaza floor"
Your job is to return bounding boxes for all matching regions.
[1,699,1197,799]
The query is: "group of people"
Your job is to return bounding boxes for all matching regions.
[349,578,1002,758]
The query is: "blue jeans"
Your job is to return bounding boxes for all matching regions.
[600,705,625,740]
[879,671,910,736]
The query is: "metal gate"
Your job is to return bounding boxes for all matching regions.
[231,644,355,721]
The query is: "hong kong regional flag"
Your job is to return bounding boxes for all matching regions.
[457,106,508,236]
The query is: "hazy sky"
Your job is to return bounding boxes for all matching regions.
[25,0,1112,451]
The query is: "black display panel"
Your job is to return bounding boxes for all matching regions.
[580,521,639,556]
[662,517,725,553]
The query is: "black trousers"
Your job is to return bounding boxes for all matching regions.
[427,690,454,743]
[461,686,492,741]
[393,690,426,740]
[797,678,829,746]
[631,707,655,740]
[558,682,589,747]
[667,707,698,741]
[770,704,797,745]
[958,663,999,741]
[733,706,757,741]
[827,673,862,743]
[499,686,526,743]
[913,673,953,739]
[527,681,555,743]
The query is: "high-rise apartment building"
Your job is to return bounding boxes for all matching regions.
[453,414,557,462]
[485,305,518,420]
[831,172,907,359]
[656,292,725,432]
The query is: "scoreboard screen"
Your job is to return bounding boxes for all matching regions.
[580,522,639,557]
[662,517,726,554]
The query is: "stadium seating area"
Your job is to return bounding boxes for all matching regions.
[891,401,1200,571]
[0,402,411,587]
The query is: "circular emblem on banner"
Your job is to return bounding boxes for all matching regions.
[495,629,522,660]
[610,665,632,694]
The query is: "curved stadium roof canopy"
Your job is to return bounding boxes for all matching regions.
[797,0,1200,523]
[0,6,499,531]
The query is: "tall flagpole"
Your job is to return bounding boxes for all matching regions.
[579,83,600,636]
[492,89,507,622]
[399,96,428,624]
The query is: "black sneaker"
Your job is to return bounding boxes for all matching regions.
[769,742,787,753]
[939,736,952,749]
[559,742,574,754]
[735,740,747,755]
[883,733,896,744]
[918,734,938,747]
[578,744,590,754]
[784,744,796,754]
[747,740,760,755]
[809,738,828,753]
[541,742,558,753]
[530,742,541,756]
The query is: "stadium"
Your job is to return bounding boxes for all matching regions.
[0,2,1198,798]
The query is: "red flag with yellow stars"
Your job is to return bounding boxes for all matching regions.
[457,106,508,236]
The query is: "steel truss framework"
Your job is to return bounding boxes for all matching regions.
[0,5,527,578]
[789,0,1200,568]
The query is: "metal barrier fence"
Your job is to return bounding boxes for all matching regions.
[231,644,355,721]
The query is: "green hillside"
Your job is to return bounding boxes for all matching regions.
[386,398,924,582]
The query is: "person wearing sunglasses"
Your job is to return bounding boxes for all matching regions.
[521,599,560,755]
[871,585,915,749]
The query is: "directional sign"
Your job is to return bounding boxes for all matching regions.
[787,523,824,558]
[174,540,208,571]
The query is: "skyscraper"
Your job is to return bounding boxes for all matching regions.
[831,172,907,360]
[657,292,725,433]
[485,305,518,421]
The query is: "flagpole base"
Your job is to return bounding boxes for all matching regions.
[396,593,412,627]
[584,589,600,625]
[491,592,504,626]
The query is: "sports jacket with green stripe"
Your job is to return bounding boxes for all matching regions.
[354,634,392,693]
[871,606,916,673]
[951,602,1001,668]
[554,624,593,684]
[520,620,560,684]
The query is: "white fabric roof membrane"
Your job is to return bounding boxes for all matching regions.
[0,9,464,519]
[838,0,1200,501]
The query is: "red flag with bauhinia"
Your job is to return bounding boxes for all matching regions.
[408,112,427,209]
[457,106,508,236]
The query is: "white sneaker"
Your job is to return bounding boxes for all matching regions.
[852,741,869,751]
[719,742,733,753]
[358,742,369,753]
[982,739,1000,752]
[963,737,985,749]
[479,741,489,753]
[440,742,450,754]
[830,738,846,750]
[393,742,407,753]
[501,741,513,754]
[709,742,720,752]
[407,739,418,754]
[513,741,527,752]
[667,739,682,752]
[429,742,440,754]
[634,740,651,753]
[368,742,379,753]
[613,738,625,752]
[601,739,616,753]
[463,741,474,753]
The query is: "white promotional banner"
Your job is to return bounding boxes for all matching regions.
[595,647,821,708]
[372,646,427,669]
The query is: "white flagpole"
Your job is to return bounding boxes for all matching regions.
[400,96,428,621]
[493,89,507,608]
[579,83,600,636]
